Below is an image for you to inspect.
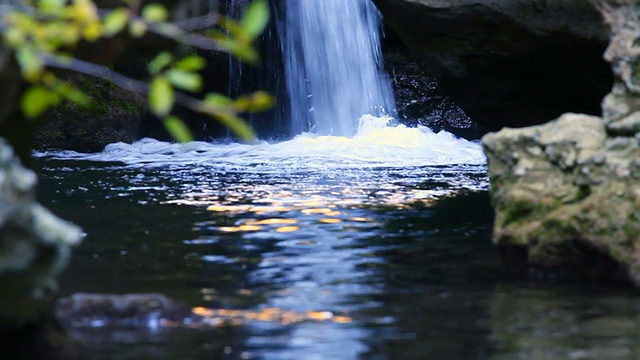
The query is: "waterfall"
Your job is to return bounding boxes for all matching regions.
[280,0,396,137]
[228,0,395,138]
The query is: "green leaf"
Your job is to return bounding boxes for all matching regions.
[16,46,43,80]
[232,95,251,112]
[241,0,270,39]
[129,19,147,37]
[219,18,246,40]
[103,8,130,36]
[216,38,258,65]
[198,97,255,141]
[58,83,91,106]
[216,113,256,142]
[148,52,173,75]
[163,116,192,143]
[231,92,274,112]
[244,91,275,112]
[21,86,59,118]
[149,76,174,116]
[167,70,202,92]
[204,93,234,107]
[37,0,66,12]
[174,55,206,72]
[142,4,169,23]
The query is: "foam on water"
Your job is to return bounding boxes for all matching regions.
[35,116,485,170]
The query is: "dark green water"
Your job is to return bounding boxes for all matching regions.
[33,137,640,359]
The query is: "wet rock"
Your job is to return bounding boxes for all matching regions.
[482,0,640,286]
[374,0,613,131]
[385,57,487,139]
[0,138,83,331]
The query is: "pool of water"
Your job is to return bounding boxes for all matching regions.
[34,127,640,359]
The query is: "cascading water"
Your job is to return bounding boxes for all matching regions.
[280,0,396,136]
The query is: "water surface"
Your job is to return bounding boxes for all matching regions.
[35,124,640,359]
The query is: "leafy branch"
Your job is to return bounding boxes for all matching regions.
[1,0,274,143]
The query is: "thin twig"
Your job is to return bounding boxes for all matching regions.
[147,20,225,52]
[173,13,221,31]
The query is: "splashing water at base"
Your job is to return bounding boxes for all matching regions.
[36,115,485,170]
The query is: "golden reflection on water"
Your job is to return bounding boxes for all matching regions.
[275,226,300,233]
[349,217,373,222]
[247,218,298,225]
[187,306,353,327]
[319,218,342,224]
[161,184,446,234]
[164,184,442,214]
[219,225,262,232]
[302,208,342,216]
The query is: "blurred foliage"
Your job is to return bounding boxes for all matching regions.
[1,0,275,143]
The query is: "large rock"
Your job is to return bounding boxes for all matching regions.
[0,138,83,335]
[374,0,613,131]
[482,0,640,285]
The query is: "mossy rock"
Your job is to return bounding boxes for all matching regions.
[483,113,640,285]
[34,75,145,152]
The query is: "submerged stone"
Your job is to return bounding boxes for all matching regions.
[55,293,196,330]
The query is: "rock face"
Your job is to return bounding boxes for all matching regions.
[482,0,640,285]
[0,138,83,332]
[374,0,613,131]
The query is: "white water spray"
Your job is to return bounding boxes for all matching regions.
[280,0,396,136]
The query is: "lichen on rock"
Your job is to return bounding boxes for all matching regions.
[482,0,640,285]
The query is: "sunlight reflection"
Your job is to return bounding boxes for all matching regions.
[302,208,337,215]
[158,165,488,229]
[219,225,262,232]
[187,306,353,327]
[319,218,342,224]
[349,217,373,222]
[248,219,298,225]
[275,226,300,233]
